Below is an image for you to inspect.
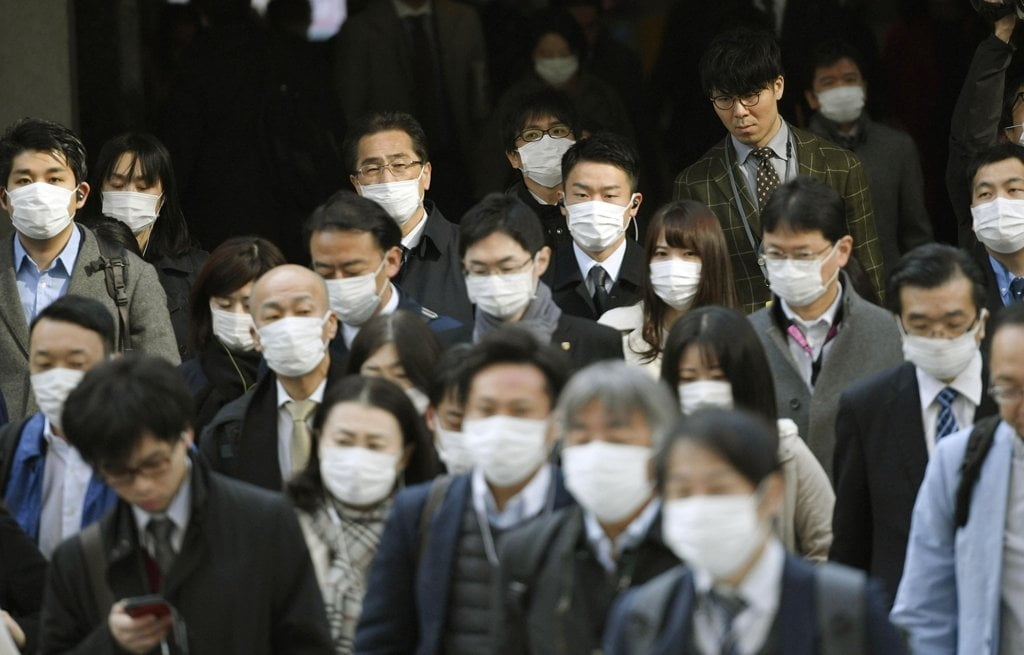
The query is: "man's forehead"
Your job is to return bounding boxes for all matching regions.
[357,130,415,159]
[10,148,72,172]
[974,158,1024,188]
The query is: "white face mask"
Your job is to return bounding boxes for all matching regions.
[210,306,255,352]
[463,415,550,486]
[765,245,839,307]
[30,367,85,433]
[662,493,766,580]
[971,197,1024,254]
[517,135,575,188]
[649,259,702,311]
[816,85,866,124]
[562,440,654,524]
[566,199,633,252]
[6,182,75,240]
[101,190,161,234]
[325,259,385,327]
[435,427,475,475]
[256,311,330,378]
[901,313,984,382]
[319,445,399,506]
[359,173,424,226]
[534,55,579,87]
[678,380,734,415]
[465,270,535,319]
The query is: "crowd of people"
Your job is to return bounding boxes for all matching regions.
[3,0,1024,653]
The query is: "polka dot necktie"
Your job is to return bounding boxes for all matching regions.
[752,147,781,209]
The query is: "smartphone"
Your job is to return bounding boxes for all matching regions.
[123,595,172,620]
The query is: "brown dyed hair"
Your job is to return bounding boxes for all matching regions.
[639,200,738,362]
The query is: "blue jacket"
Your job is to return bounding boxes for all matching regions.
[354,470,575,655]
[891,420,1016,654]
[604,555,903,655]
[1,413,118,546]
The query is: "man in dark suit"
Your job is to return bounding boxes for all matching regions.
[674,26,884,313]
[832,243,997,604]
[355,327,575,654]
[305,189,467,362]
[344,111,473,325]
[541,132,645,321]
[39,355,331,654]
[200,264,341,490]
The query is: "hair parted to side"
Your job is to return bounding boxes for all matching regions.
[0,117,88,185]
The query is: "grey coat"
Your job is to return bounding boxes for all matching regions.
[748,279,903,479]
[0,226,179,422]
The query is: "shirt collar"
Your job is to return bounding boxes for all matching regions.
[393,0,431,18]
[276,376,328,409]
[41,418,78,462]
[733,120,791,165]
[694,536,785,618]
[779,281,843,330]
[342,282,401,346]
[573,238,628,284]
[401,210,430,250]
[989,255,1019,300]
[131,458,193,533]
[582,497,661,572]
[471,463,553,530]
[916,350,984,410]
[13,224,82,275]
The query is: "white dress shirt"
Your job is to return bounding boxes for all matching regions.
[471,463,553,531]
[916,351,983,456]
[401,209,430,251]
[779,285,843,389]
[38,419,95,558]
[574,239,627,296]
[583,497,661,573]
[275,378,328,477]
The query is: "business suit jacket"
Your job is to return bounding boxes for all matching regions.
[38,457,332,654]
[748,279,903,479]
[550,314,624,371]
[832,362,998,603]
[354,471,575,655]
[199,355,347,491]
[395,202,473,326]
[542,238,645,321]
[891,420,1017,654]
[0,226,179,423]
[675,125,885,314]
[603,556,903,655]
[0,501,47,654]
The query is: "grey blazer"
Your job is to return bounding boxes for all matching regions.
[748,278,903,480]
[0,226,179,422]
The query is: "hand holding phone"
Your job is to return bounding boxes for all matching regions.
[109,598,173,654]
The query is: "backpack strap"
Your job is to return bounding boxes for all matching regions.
[416,475,453,565]
[815,562,867,655]
[90,237,132,352]
[621,568,686,653]
[955,414,1003,528]
[79,521,116,617]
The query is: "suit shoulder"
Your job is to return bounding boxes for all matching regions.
[794,127,861,166]
[209,470,291,511]
[558,314,621,340]
[676,143,727,183]
[841,363,912,405]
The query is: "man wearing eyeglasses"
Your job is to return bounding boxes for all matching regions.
[345,111,472,326]
[832,244,998,607]
[674,26,884,314]
[38,355,332,654]
[893,302,1024,654]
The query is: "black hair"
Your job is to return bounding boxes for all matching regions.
[345,310,443,395]
[62,355,195,471]
[561,132,640,193]
[428,343,472,407]
[955,303,1024,528]
[30,294,116,355]
[305,189,402,253]
[0,117,88,186]
[655,407,780,490]
[966,142,1024,193]
[501,88,581,153]
[89,132,193,260]
[529,7,589,62]
[459,193,546,258]
[189,236,287,352]
[342,111,429,174]
[288,375,440,511]
[699,26,783,97]
[78,215,143,258]
[660,305,778,422]
[457,325,569,407]
[807,40,866,88]
[886,243,987,317]
[760,176,848,243]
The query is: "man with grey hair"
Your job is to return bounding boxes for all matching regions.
[491,360,681,654]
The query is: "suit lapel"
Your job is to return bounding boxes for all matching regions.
[0,234,30,356]
[66,225,97,296]
[715,140,760,235]
[889,364,929,492]
[419,474,471,650]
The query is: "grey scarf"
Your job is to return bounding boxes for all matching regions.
[473,281,562,343]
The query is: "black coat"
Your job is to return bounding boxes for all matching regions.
[150,248,208,362]
[38,458,332,654]
[493,505,678,655]
[542,239,645,321]
[551,314,624,371]
[0,501,47,653]
[831,361,998,603]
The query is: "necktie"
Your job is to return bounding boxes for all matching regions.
[588,265,611,315]
[706,588,747,655]
[147,517,176,576]
[1010,277,1024,302]
[287,399,317,475]
[936,387,959,441]
[751,147,781,209]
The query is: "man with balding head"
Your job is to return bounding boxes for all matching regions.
[200,265,342,490]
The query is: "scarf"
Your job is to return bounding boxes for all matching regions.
[473,280,562,343]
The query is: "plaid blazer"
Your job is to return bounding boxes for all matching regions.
[674,125,885,314]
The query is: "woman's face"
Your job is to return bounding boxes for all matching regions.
[360,343,413,392]
[649,229,702,266]
[209,281,254,315]
[677,343,727,384]
[101,152,164,197]
[318,401,406,459]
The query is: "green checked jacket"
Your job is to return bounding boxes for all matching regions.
[674,125,885,314]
